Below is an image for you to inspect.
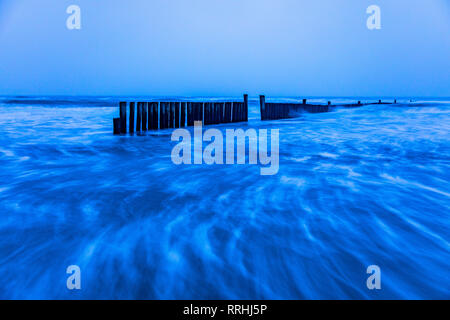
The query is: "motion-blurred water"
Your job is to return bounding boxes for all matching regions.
[0,96,449,299]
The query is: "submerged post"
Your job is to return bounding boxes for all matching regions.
[379,100,382,104]
[129,102,135,133]
[328,101,331,106]
[260,95,266,120]
[120,102,127,134]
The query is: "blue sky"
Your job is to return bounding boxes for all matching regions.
[0,0,449,97]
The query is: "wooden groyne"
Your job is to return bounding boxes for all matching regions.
[113,94,398,133]
[334,99,396,108]
[260,96,329,121]
[113,95,248,134]
[259,96,396,121]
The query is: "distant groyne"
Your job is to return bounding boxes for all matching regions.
[259,96,396,121]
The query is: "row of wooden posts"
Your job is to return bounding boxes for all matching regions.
[259,97,330,120]
[259,97,397,121]
[114,95,249,134]
[114,95,398,133]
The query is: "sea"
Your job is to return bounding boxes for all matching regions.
[0,96,448,299]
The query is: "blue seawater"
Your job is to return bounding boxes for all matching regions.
[0,96,449,299]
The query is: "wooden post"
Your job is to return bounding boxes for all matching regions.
[328,101,331,106]
[164,102,170,129]
[211,103,217,124]
[159,102,165,129]
[220,102,225,123]
[238,102,243,122]
[193,103,203,124]
[113,118,121,134]
[192,103,197,125]
[260,95,266,120]
[239,102,243,122]
[120,102,127,134]
[239,102,244,122]
[129,102,135,133]
[175,102,180,128]
[202,103,205,125]
[136,102,142,132]
[192,102,198,125]
[197,103,202,125]
[148,102,157,130]
[394,99,397,104]
[211,102,215,125]
[219,103,223,123]
[142,102,148,131]
[204,103,209,125]
[187,102,193,126]
[379,100,382,104]
[243,94,248,122]
[213,102,217,124]
[228,102,233,123]
[199,103,204,123]
[180,102,186,127]
[147,102,153,130]
[358,101,361,105]
[147,102,152,130]
[153,102,159,130]
[303,99,307,105]
[169,102,175,128]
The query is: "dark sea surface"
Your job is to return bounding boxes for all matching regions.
[0,96,449,299]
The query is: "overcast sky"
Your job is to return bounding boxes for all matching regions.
[0,0,449,97]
